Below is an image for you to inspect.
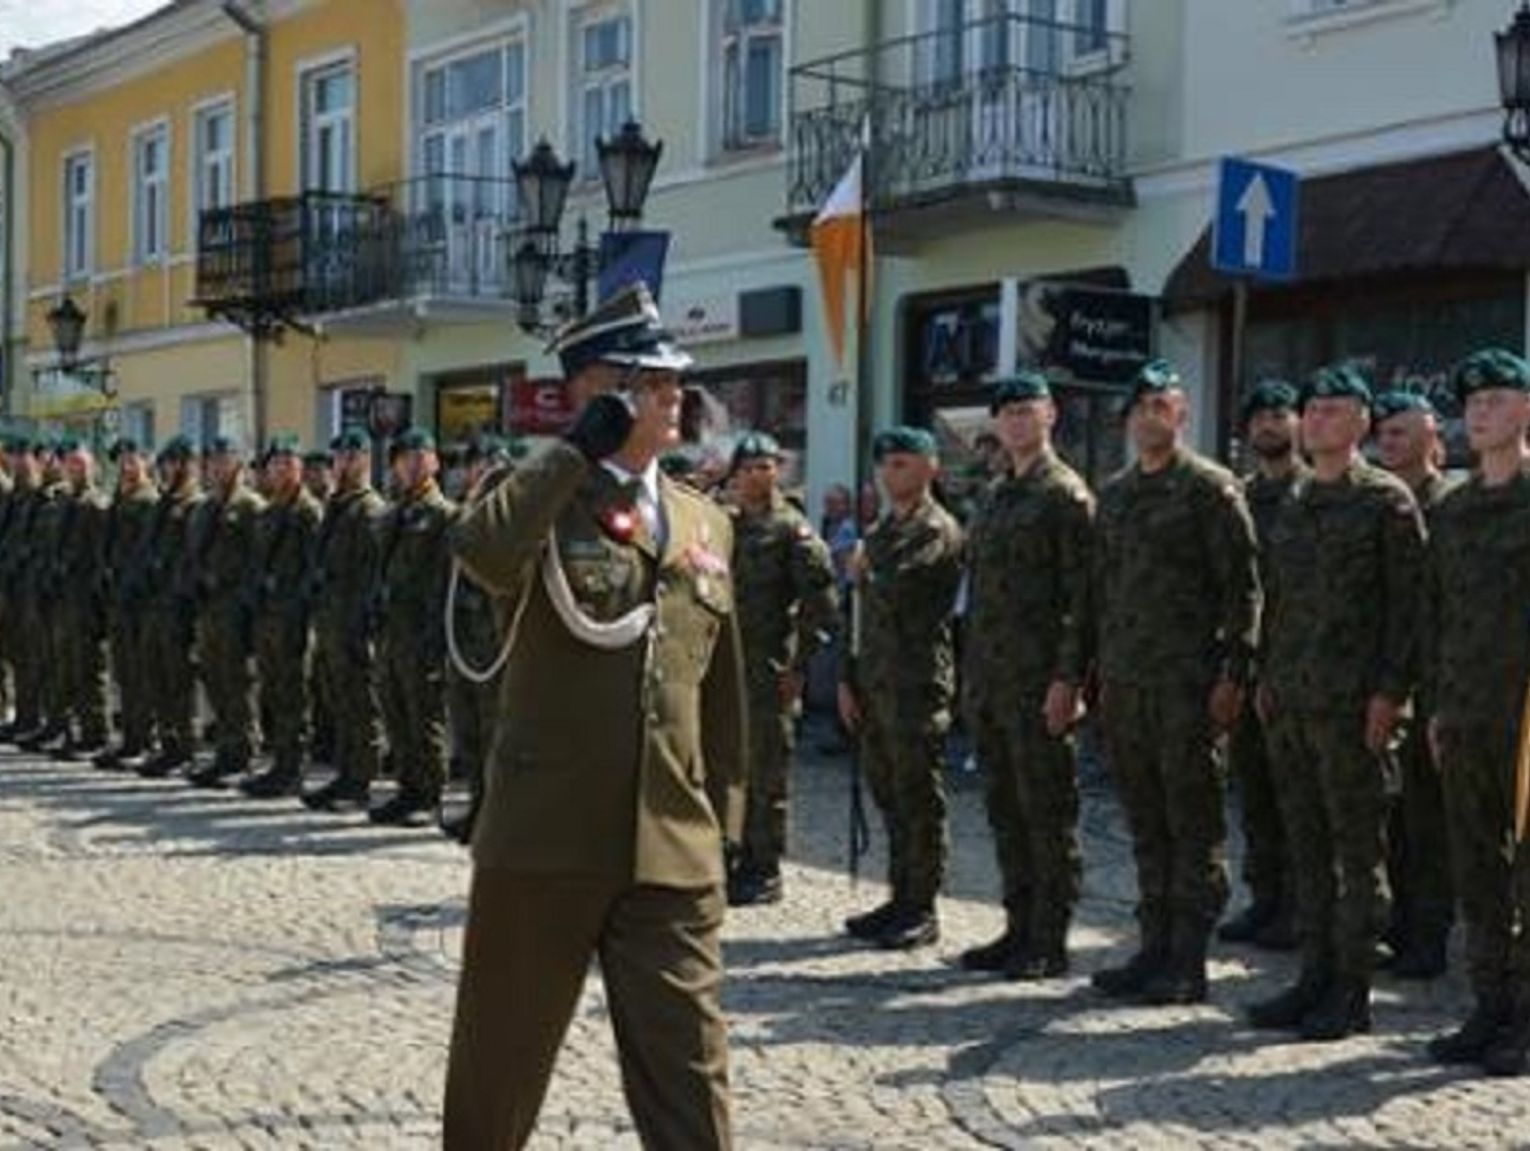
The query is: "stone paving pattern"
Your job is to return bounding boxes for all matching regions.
[2,726,1528,1149]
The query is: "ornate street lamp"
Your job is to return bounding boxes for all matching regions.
[598,120,663,228]
[514,139,576,238]
[1498,2,1530,163]
[46,295,87,372]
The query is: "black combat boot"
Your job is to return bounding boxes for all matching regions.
[1247,965,1331,1030]
[138,745,191,779]
[728,864,783,908]
[19,722,65,753]
[240,759,303,799]
[844,900,901,941]
[1092,914,1170,999]
[1006,918,1070,981]
[877,904,939,950]
[301,775,371,813]
[1429,993,1510,1065]
[1217,900,1278,944]
[368,788,437,827]
[187,755,246,789]
[1140,919,1210,1005]
[1482,996,1530,1077]
[959,904,1028,974]
[1252,907,1298,951]
[438,787,483,845]
[1298,978,1371,1042]
[1391,926,1449,980]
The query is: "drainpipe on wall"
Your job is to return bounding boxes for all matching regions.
[0,125,13,422]
[222,1,267,447]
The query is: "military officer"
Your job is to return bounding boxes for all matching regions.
[184,436,266,787]
[725,430,838,907]
[46,437,111,759]
[1248,364,1426,1041]
[1091,360,1261,1006]
[443,284,746,1150]
[839,426,965,951]
[958,372,1094,980]
[371,427,456,826]
[1219,380,1306,951]
[136,437,205,777]
[301,428,389,813]
[302,447,338,767]
[1371,388,1456,980]
[1425,349,1530,1075]
[240,435,324,798]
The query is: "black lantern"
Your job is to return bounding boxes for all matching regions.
[514,138,576,236]
[512,241,551,333]
[47,295,87,371]
[1499,3,1530,162]
[597,120,663,226]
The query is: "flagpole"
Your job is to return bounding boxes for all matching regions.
[847,112,874,880]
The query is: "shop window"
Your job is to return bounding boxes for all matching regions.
[688,359,808,482]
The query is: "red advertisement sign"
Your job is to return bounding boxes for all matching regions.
[507,377,574,435]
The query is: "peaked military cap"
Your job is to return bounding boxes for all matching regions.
[302,449,334,468]
[330,426,371,453]
[106,437,144,462]
[1371,390,1437,424]
[990,370,1052,414]
[157,434,196,463]
[1120,358,1183,417]
[1300,363,1372,410]
[1452,347,1530,402]
[203,433,244,458]
[1240,379,1299,425]
[392,426,437,453]
[731,430,784,469]
[546,282,694,377]
[872,425,938,462]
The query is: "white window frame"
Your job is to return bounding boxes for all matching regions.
[298,49,358,194]
[570,2,637,183]
[190,95,237,250]
[121,401,155,451]
[180,391,243,445]
[413,29,529,195]
[911,0,1124,81]
[62,147,95,282]
[130,118,171,267]
[715,0,787,154]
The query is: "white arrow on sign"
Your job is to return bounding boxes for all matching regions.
[1236,174,1276,268]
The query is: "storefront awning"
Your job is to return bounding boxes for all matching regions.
[1162,147,1530,310]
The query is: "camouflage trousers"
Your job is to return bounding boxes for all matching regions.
[198,604,254,769]
[144,603,196,755]
[1436,712,1530,1002]
[52,597,108,746]
[447,667,501,794]
[254,610,309,765]
[1266,710,1390,981]
[16,597,57,729]
[1100,680,1229,941]
[1228,701,1291,915]
[741,682,795,874]
[315,620,381,786]
[379,627,447,801]
[109,605,155,753]
[969,691,1081,954]
[1385,717,1455,951]
[0,596,10,720]
[860,693,949,911]
[308,643,335,763]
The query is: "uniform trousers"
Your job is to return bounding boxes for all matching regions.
[1228,700,1290,916]
[741,681,794,874]
[860,693,949,911]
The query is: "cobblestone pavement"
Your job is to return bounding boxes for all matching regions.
[2,728,1529,1149]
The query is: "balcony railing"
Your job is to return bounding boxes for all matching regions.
[193,176,521,331]
[785,11,1131,223]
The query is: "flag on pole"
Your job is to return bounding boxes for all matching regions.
[811,135,871,371]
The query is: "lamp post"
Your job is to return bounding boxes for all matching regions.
[1498,2,1530,163]
[509,120,663,334]
[43,294,117,426]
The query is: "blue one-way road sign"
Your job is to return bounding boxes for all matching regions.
[1212,157,1299,280]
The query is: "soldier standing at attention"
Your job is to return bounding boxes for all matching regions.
[1425,349,1530,1075]
[241,436,323,799]
[18,439,70,753]
[301,429,388,814]
[958,372,1094,980]
[2,437,44,747]
[839,427,965,951]
[726,430,838,907]
[185,437,266,787]
[302,447,337,768]
[1371,389,1456,980]
[1091,360,1261,1006]
[1248,364,1426,1041]
[95,439,160,771]
[443,285,746,1149]
[370,428,456,826]
[1219,380,1306,951]
[49,438,110,759]
[0,431,15,732]
[136,437,204,778]
[0,431,30,741]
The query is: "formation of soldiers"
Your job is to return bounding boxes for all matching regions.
[0,422,520,839]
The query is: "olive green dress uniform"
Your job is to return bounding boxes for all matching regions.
[186,480,266,774]
[103,475,161,759]
[847,489,965,927]
[1093,445,1260,992]
[376,477,456,806]
[964,445,1094,973]
[251,484,323,775]
[1262,461,1425,1010]
[142,472,204,770]
[50,476,111,750]
[445,441,747,1151]
[731,486,838,885]
[446,494,509,809]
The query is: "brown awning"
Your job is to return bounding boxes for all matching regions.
[1162,146,1530,309]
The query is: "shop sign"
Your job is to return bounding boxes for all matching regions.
[1017,283,1153,385]
[509,377,575,435]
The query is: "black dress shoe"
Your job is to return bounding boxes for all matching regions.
[367,791,436,827]
[301,777,372,813]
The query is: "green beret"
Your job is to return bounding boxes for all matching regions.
[1240,379,1299,425]
[107,437,143,462]
[156,434,196,463]
[1121,358,1182,417]
[392,427,436,453]
[330,426,371,454]
[1300,364,1373,410]
[30,432,59,455]
[54,434,85,456]
[203,433,244,458]
[990,370,1052,415]
[263,433,303,461]
[731,431,783,469]
[660,446,702,479]
[1452,348,1530,402]
[872,425,938,462]
[0,427,29,453]
[1371,390,1436,424]
[302,449,334,468]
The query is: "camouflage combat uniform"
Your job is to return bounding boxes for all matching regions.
[103,474,161,759]
[250,485,323,777]
[141,478,204,770]
[49,478,110,750]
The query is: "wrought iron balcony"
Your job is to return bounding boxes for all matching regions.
[782,11,1132,235]
[192,176,521,334]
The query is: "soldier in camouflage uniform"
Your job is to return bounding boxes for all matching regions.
[1092,360,1261,1007]
[301,428,388,813]
[0,431,22,737]
[371,427,457,826]
[1248,365,1426,1042]
[302,448,337,766]
[95,439,160,770]
[726,430,839,907]
[840,426,964,950]
[1219,380,1306,951]
[1371,389,1456,980]
[18,439,70,752]
[3,437,49,746]
[46,438,111,759]
[958,372,1094,980]
[185,437,266,787]
[1425,349,1530,1075]
[240,436,323,798]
